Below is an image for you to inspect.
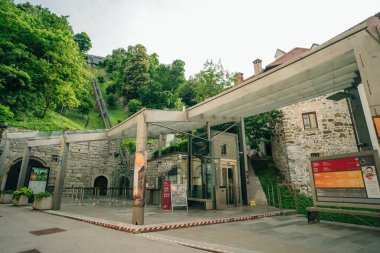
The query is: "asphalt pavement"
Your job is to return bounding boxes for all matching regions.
[1,201,379,253]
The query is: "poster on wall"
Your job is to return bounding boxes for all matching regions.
[28,166,50,194]
[132,151,147,208]
[360,155,380,198]
[309,150,380,209]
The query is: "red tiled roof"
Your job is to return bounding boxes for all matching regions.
[266,47,310,69]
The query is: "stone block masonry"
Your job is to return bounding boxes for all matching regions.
[0,128,119,191]
[272,94,358,193]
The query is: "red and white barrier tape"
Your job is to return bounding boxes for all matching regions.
[79,212,281,233]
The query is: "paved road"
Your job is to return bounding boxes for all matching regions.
[0,205,203,253]
[153,215,380,253]
[1,204,380,253]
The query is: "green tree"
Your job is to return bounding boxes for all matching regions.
[122,44,150,102]
[139,59,186,109]
[244,110,284,150]
[102,48,129,96]
[74,32,92,54]
[0,0,92,118]
[188,60,233,103]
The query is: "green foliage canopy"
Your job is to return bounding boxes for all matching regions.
[73,32,92,54]
[187,60,233,103]
[102,45,187,111]
[0,0,92,119]
[244,110,284,149]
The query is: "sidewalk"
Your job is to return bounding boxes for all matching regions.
[45,198,294,233]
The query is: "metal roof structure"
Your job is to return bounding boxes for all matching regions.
[107,17,380,141]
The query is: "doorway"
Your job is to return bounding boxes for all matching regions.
[94,176,108,196]
[4,158,45,191]
[217,159,239,206]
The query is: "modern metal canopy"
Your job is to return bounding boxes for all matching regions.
[107,20,380,140]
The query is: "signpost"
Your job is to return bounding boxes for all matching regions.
[170,184,188,211]
[309,150,380,209]
[162,180,171,210]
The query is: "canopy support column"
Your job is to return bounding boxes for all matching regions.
[0,139,10,190]
[240,117,249,205]
[354,32,380,155]
[132,113,147,225]
[52,139,69,210]
[17,146,31,189]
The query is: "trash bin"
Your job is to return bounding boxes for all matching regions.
[215,186,227,210]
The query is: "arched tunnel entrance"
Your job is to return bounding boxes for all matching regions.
[94,176,108,196]
[4,158,46,191]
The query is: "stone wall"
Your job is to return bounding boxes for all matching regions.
[0,128,119,191]
[272,95,358,192]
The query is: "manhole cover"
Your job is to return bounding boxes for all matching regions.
[30,227,66,236]
[18,249,41,253]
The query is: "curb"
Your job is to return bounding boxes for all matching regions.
[47,211,282,234]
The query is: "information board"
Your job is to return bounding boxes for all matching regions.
[309,150,380,209]
[170,184,188,211]
[28,166,50,194]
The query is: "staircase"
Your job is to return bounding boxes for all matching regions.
[92,78,112,129]
[247,158,269,206]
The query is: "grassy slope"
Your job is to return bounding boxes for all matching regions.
[8,111,83,131]
[6,65,127,131]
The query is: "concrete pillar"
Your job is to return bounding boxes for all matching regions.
[52,140,69,210]
[353,31,380,155]
[0,139,10,190]
[17,146,31,189]
[240,117,249,205]
[132,114,147,225]
[357,83,380,154]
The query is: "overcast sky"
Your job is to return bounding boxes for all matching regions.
[14,0,379,78]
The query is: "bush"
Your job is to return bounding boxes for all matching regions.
[106,93,117,108]
[97,76,105,84]
[13,187,33,200]
[0,104,14,122]
[127,99,143,115]
[153,138,188,157]
[34,191,52,201]
[0,190,14,195]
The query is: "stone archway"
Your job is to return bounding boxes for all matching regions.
[3,156,47,191]
[93,175,108,196]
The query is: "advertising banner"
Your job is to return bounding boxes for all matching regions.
[132,151,147,207]
[162,180,171,210]
[28,167,50,194]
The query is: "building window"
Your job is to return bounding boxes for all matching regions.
[221,144,227,155]
[302,112,318,129]
[311,152,320,158]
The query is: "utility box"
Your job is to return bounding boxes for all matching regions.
[215,186,227,210]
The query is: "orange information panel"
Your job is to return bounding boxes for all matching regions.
[310,151,380,208]
[374,117,380,138]
[314,171,364,188]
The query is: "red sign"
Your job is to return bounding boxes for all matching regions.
[311,157,360,173]
[162,180,171,210]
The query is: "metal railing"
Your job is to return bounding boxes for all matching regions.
[62,187,133,206]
